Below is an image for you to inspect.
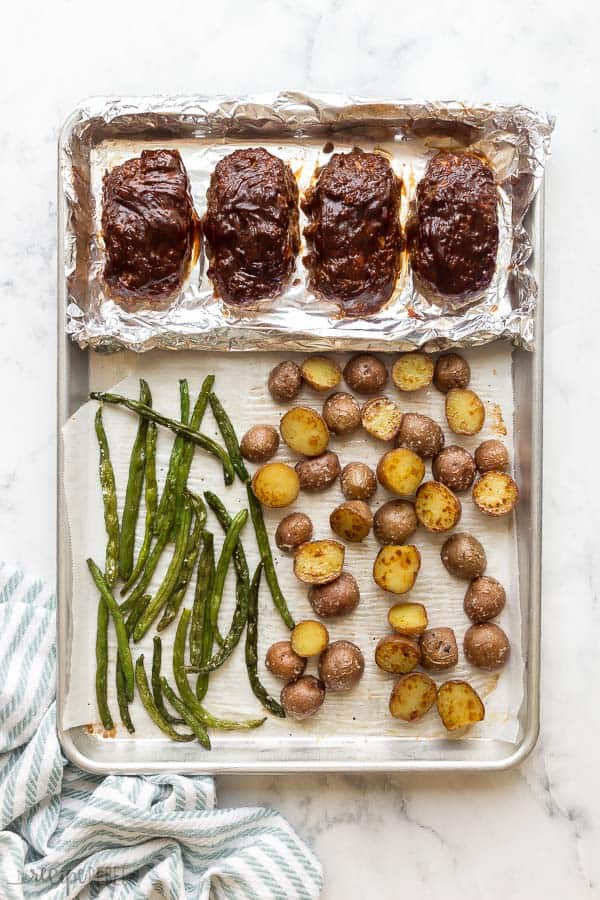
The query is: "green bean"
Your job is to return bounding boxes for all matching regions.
[132,500,193,641]
[171,375,215,537]
[155,379,190,538]
[94,407,120,586]
[87,558,134,701]
[119,380,151,581]
[245,562,285,717]
[193,578,247,673]
[174,609,265,731]
[204,491,250,589]
[135,656,195,742]
[125,593,151,637]
[121,421,158,595]
[208,391,250,483]
[209,509,248,640]
[157,496,205,632]
[95,597,113,731]
[89,390,234,485]
[151,636,184,725]
[246,484,295,630]
[191,532,215,700]
[116,661,135,734]
[160,678,211,750]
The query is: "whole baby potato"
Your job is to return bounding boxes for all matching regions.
[475,439,509,473]
[280,675,326,720]
[275,512,314,552]
[432,445,476,492]
[265,641,307,681]
[396,413,444,459]
[433,353,471,393]
[340,462,377,501]
[464,623,510,670]
[420,627,458,670]
[343,354,388,394]
[463,576,507,623]
[322,392,361,435]
[373,500,418,545]
[268,360,303,402]
[440,532,487,579]
[308,572,360,618]
[318,640,365,692]
[295,451,340,492]
[240,424,280,463]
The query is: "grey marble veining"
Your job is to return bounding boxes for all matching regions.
[1,0,599,896]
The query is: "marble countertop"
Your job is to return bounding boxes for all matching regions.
[2,0,599,896]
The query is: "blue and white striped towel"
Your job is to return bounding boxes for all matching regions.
[0,563,323,899]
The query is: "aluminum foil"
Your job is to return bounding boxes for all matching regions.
[60,92,554,353]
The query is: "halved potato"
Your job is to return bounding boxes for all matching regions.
[389,673,437,721]
[301,355,342,392]
[291,620,329,657]
[375,634,421,674]
[251,462,300,508]
[373,545,421,594]
[361,397,403,442]
[280,407,329,457]
[388,602,428,636]
[436,680,485,731]
[377,449,425,496]
[330,501,373,543]
[472,472,519,517]
[415,481,461,532]
[445,388,485,435]
[294,540,345,585]
[391,353,434,392]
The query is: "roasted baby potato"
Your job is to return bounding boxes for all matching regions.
[373,499,417,545]
[294,540,345,585]
[415,481,461,532]
[322,392,361,435]
[420,627,458,670]
[441,532,487,579]
[377,448,425,496]
[265,640,307,681]
[433,353,471,394]
[240,424,280,463]
[387,602,428,636]
[445,388,485,435]
[432,445,476,492]
[375,634,421,674]
[391,352,434,392]
[251,462,300,508]
[464,623,510,670]
[295,451,340,491]
[436,680,485,731]
[389,672,437,721]
[475,439,509,473]
[396,413,444,459]
[281,675,326,720]
[330,500,373,543]
[373,544,421,594]
[318,640,365,692]
[301,355,342,392]
[361,397,403,442]
[343,354,388,394]
[275,512,313,552]
[340,462,377,501]
[463,575,506,623]
[280,406,329,457]
[472,471,519,516]
[308,572,360,618]
[291,619,330,657]
[268,360,303,402]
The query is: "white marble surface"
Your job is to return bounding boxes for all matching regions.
[1,1,599,896]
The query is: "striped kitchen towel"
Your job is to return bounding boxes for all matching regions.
[0,564,323,899]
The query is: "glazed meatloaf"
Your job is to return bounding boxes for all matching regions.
[203,148,300,304]
[102,149,198,300]
[302,149,402,315]
[407,151,499,302]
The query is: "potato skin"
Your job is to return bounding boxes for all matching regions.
[275,513,313,552]
[240,425,280,463]
[330,500,373,542]
[396,413,444,459]
[432,445,476,492]
[268,360,303,402]
[308,572,360,618]
[373,500,417,545]
[281,675,326,720]
[295,451,340,492]
[464,623,510,670]
[420,627,458,670]
[433,353,471,393]
[318,640,365,691]
[340,462,377,501]
[475,439,509,473]
[440,532,487,579]
[265,641,307,681]
[343,354,388,394]
[322,392,361,435]
[464,575,506,623]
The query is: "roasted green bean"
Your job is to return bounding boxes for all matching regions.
[116,662,135,734]
[155,379,190,538]
[246,484,295,630]
[160,678,211,749]
[172,375,215,537]
[121,421,158,595]
[204,491,250,589]
[119,380,151,581]
[135,656,195,742]
[151,636,184,725]
[88,558,134,701]
[95,597,113,731]
[157,495,205,632]
[245,562,285,717]
[94,407,120,586]
[209,509,248,641]
[194,578,248,672]
[190,532,215,700]
[208,391,250,483]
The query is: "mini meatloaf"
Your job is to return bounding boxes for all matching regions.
[407,151,499,302]
[202,148,300,304]
[102,149,198,300]
[302,149,402,315]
